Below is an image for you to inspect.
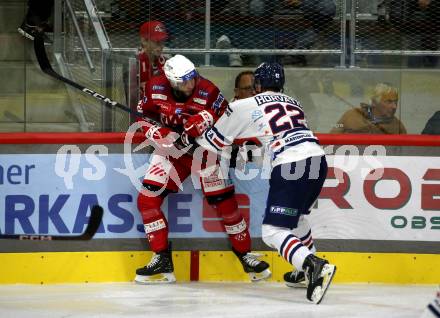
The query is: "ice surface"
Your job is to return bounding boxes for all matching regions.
[0,282,435,318]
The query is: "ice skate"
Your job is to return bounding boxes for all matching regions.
[302,254,336,304]
[135,245,176,284]
[284,270,307,288]
[233,249,271,282]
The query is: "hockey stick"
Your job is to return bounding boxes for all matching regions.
[33,32,196,152]
[33,31,160,127]
[0,205,104,240]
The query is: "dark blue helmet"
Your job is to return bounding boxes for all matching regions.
[254,62,285,91]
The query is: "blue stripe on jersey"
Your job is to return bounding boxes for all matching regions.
[226,104,233,114]
[204,127,229,151]
[280,127,310,138]
[300,230,312,241]
[211,126,226,141]
[288,243,303,264]
[204,128,222,151]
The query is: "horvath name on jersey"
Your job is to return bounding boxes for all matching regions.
[255,94,298,106]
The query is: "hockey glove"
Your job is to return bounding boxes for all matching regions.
[183,110,214,138]
[180,131,195,148]
[158,102,181,117]
[145,125,176,148]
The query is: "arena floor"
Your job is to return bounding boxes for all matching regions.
[0,282,435,317]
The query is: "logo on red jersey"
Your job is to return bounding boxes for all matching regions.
[152,85,165,91]
[212,93,225,110]
[161,113,184,126]
[152,93,167,100]
[198,90,208,97]
[193,97,207,105]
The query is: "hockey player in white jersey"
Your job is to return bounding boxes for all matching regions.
[193,62,336,304]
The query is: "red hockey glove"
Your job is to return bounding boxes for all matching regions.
[145,125,176,148]
[183,110,214,138]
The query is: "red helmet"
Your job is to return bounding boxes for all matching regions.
[139,21,168,42]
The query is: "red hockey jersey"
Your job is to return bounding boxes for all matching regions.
[137,74,228,133]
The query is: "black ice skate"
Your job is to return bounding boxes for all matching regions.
[283,270,307,288]
[302,254,336,304]
[135,245,176,284]
[233,249,271,282]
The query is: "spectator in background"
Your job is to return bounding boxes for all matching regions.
[18,0,54,41]
[230,71,256,168]
[330,83,407,134]
[422,111,440,134]
[138,21,169,96]
[123,20,169,111]
[232,71,255,101]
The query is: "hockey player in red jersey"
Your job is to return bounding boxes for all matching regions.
[134,54,270,284]
[138,20,168,96]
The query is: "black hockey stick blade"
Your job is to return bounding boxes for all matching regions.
[0,205,104,241]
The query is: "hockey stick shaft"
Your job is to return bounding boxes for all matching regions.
[33,32,160,127]
[34,32,199,153]
[33,32,195,151]
[0,205,104,241]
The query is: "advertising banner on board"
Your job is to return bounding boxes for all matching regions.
[0,148,439,241]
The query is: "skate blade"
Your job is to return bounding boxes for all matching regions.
[249,269,272,282]
[286,280,307,288]
[134,273,176,284]
[311,264,336,304]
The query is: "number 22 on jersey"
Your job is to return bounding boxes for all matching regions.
[263,103,308,134]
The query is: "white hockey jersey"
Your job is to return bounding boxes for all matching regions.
[196,91,325,167]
